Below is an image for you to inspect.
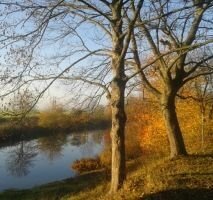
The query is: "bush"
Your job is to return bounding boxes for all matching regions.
[71,157,102,173]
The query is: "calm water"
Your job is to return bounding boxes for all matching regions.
[0,131,104,191]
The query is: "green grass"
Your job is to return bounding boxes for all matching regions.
[0,155,212,200]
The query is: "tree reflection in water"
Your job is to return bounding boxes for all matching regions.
[69,131,103,147]
[91,131,104,144]
[38,133,67,161]
[6,141,38,177]
[78,131,104,156]
[5,132,103,178]
[69,134,88,146]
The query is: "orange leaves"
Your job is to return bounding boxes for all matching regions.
[177,99,200,134]
[126,98,168,156]
[126,90,213,157]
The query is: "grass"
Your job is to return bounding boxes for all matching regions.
[142,155,213,198]
[0,154,212,200]
[0,170,109,200]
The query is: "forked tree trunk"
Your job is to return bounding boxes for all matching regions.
[110,78,126,193]
[161,93,187,158]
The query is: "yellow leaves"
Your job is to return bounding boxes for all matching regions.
[126,90,213,157]
[126,97,168,156]
[177,99,200,135]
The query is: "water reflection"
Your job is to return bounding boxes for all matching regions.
[69,133,103,156]
[0,131,104,191]
[69,134,87,146]
[6,141,38,177]
[91,132,103,144]
[80,135,99,156]
[38,133,67,161]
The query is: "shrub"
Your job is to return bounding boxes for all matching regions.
[71,157,102,173]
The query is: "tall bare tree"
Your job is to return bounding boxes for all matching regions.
[0,0,143,192]
[128,0,213,158]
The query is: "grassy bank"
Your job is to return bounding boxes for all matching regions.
[0,154,212,200]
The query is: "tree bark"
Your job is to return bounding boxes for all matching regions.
[108,0,143,192]
[109,1,127,193]
[161,93,187,158]
[200,102,205,151]
[110,78,126,193]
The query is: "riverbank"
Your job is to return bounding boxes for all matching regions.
[0,105,111,147]
[0,155,212,200]
[0,119,110,147]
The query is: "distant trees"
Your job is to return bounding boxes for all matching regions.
[0,89,36,126]
[193,76,213,149]
[2,89,35,116]
[126,92,213,157]
[38,100,69,129]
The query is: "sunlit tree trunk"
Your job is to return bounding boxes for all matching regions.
[110,75,126,192]
[109,1,127,192]
[200,101,205,151]
[161,92,187,158]
[201,111,205,150]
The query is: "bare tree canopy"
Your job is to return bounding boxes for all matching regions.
[128,0,213,157]
[0,0,144,193]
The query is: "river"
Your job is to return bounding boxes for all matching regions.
[0,130,104,191]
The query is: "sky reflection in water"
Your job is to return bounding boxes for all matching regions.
[0,131,104,191]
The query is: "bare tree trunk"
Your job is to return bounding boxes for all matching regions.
[200,103,205,151]
[109,1,127,193]
[161,93,187,158]
[110,78,126,193]
[201,112,204,151]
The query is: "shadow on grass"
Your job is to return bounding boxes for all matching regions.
[141,188,213,200]
[0,169,110,200]
[189,154,213,159]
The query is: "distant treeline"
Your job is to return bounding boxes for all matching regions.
[0,106,110,146]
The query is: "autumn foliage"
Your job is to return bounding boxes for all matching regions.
[126,96,169,158]
[126,89,213,158]
[93,87,212,171]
